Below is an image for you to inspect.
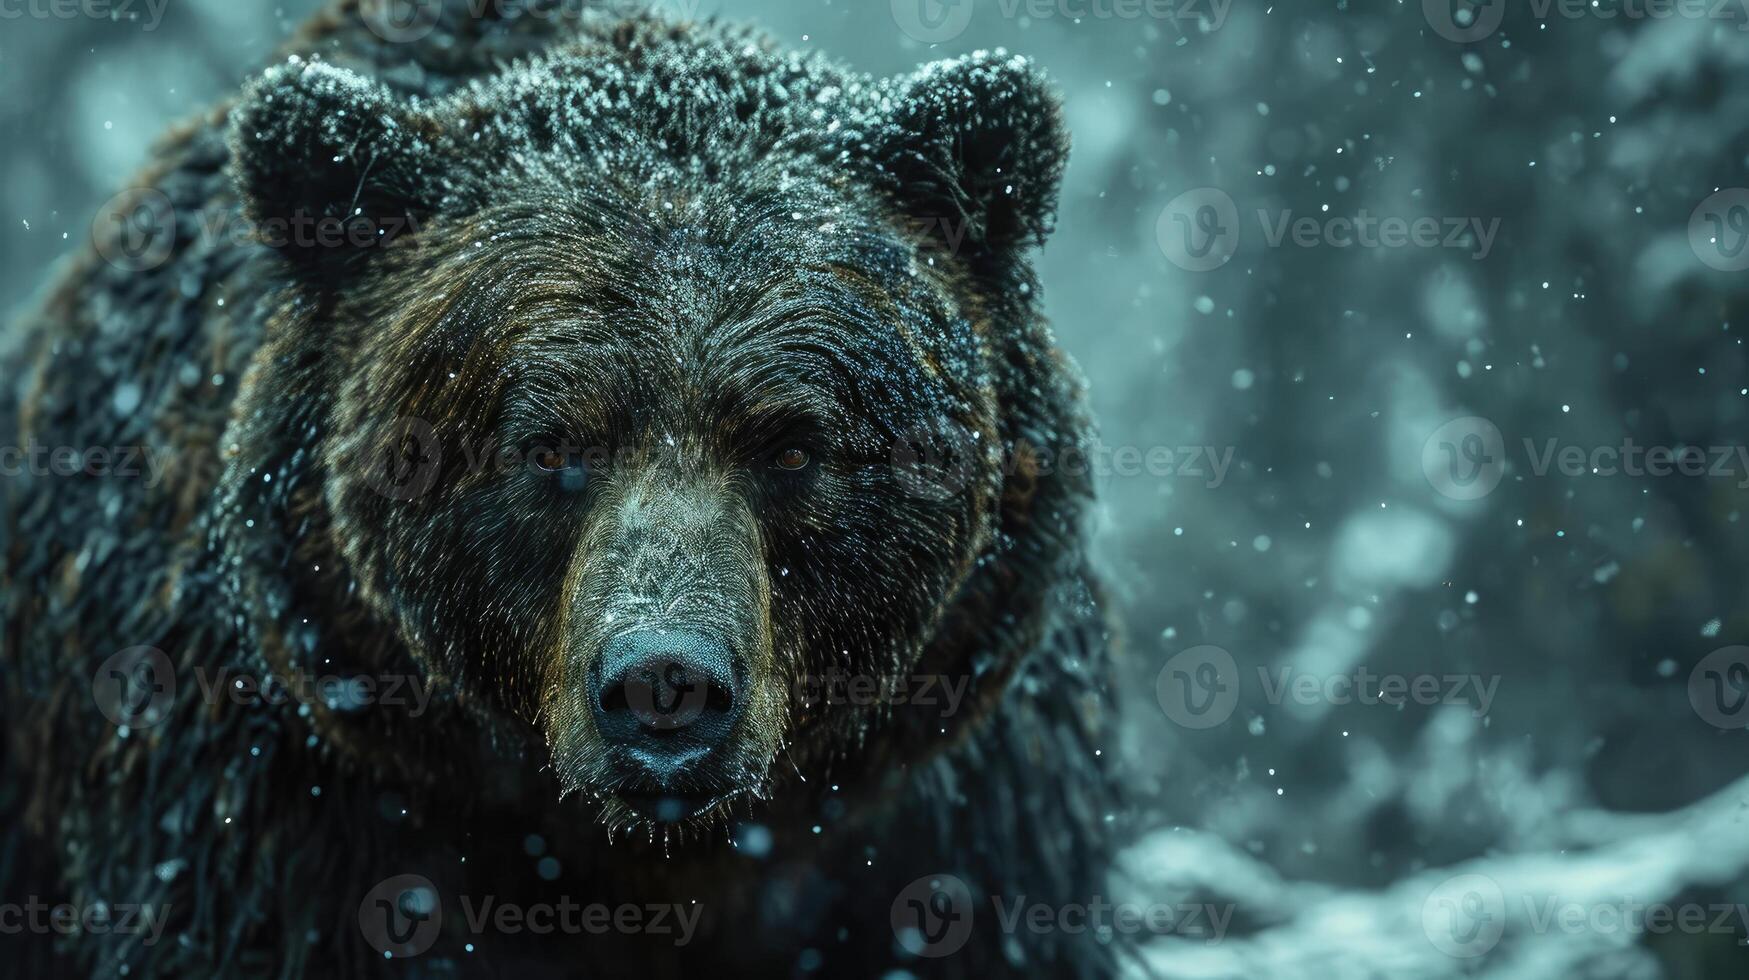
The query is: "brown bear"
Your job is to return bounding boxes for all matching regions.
[0,2,1119,976]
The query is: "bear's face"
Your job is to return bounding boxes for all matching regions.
[324,183,999,826]
[226,29,1067,831]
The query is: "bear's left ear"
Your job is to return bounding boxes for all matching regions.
[228,59,447,271]
[876,51,1069,259]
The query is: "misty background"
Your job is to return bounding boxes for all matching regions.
[4,1,1749,976]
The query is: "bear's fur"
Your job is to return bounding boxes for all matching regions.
[0,2,1119,976]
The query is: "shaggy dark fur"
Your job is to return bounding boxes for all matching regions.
[0,2,1120,976]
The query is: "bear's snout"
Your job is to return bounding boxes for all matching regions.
[542,468,786,824]
[589,629,746,784]
[587,630,750,822]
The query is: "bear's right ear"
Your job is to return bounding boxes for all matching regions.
[228,59,445,271]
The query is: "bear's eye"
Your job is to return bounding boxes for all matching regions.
[773,447,811,472]
[532,447,590,492]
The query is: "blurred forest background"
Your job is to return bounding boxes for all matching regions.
[4,1,1749,976]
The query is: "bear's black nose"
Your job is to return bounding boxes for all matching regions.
[590,629,744,782]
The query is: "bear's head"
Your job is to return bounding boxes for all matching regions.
[218,22,1089,836]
